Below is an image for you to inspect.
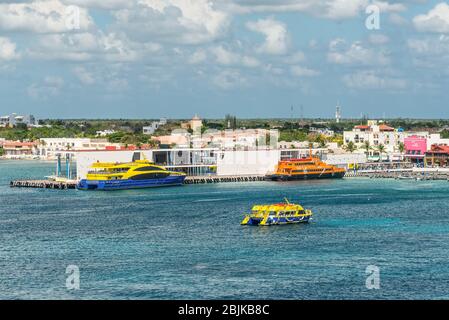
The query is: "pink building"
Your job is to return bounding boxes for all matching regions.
[404,136,427,163]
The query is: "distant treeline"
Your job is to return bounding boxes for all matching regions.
[1,118,449,143]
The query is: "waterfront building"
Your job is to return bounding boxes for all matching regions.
[309,127,335,137]
[196,129,271,150]
[404,135,427,164]
[152,132,191,148]
[0,113,36,127]
[153,128,272,151]
[73,146,367,181]
[0,140,38,158]
[343,120,400,155]
[181,115,203,134]
[322,153,367,168]
[96,129,116,137]
[142,118,167,135]
[425,145,449,167]
[38,138,121,159]
[342,120,449,162]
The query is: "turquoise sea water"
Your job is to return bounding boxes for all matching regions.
[1,160,449,299]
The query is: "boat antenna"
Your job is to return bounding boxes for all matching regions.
[284,197,290,204]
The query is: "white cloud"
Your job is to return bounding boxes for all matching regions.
[113,0,229,45]
[212,69,247,89]
[389,13,409,26]
[342,70,407,90]
[407,35,449,67]
[27,76,64,100]
[0,0,94,33]
[188,49,207,64]
[0,37,20,60]
[414,2,449,33]
[246,18,290,55]
[224,0,405,19]
[60,0,130,9]
[328,38,390,66]
[290,65,320,77]
[368,34,390,45]
[210,45,260,67]
[28,31,156,62]
[73,66,95,84]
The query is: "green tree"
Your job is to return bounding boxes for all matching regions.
[363,141,371,155]
[397,142,405,161]
[344,141,357,153]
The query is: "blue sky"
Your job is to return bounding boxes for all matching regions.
[1,0,449,119]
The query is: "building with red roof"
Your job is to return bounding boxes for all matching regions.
[0,140,38,157]
[426,144,449,167]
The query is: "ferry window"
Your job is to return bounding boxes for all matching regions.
[134,166,164,172]
[111,168,129,173]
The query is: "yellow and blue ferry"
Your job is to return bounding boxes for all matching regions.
[241,198,312,226]
[77,160,186,190]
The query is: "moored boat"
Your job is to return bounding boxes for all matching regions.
[77,160,186,190]
[241,198,312,226]
[266,156,346,181]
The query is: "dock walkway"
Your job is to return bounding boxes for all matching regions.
[346,170,449,181]
[184,175,265,184]
[10,180,77,189]
[10,175,266,189]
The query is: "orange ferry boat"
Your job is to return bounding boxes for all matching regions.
[266,156,346,181]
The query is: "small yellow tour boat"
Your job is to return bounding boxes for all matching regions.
[241,198,313,226]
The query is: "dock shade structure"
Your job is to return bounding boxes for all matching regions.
[55,153,76,179]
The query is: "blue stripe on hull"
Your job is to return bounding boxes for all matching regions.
[77,175,185,191]
[247,216,311,226]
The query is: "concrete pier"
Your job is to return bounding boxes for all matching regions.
[10,180,77,189]
[346,170,449,181]
[184,175,265,184]
[10,175,266,189]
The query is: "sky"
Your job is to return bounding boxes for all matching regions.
[1,0,449,119]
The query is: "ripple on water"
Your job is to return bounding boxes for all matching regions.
[1,162,449,299]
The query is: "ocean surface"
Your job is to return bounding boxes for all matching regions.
[1,160,449,299]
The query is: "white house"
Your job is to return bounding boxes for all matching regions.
[38,138,121,159]
[143,118,167,135]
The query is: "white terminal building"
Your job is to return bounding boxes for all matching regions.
[72,147,367,181]
[38,138,122,159]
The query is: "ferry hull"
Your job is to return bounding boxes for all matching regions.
[266,171,345,181]
[77,175,186,191]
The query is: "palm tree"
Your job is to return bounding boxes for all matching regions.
[363,141,371,155]
[319,139,328,149]
[397,142,405,161]
[377,144,386,161]
[344,141,357,153]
